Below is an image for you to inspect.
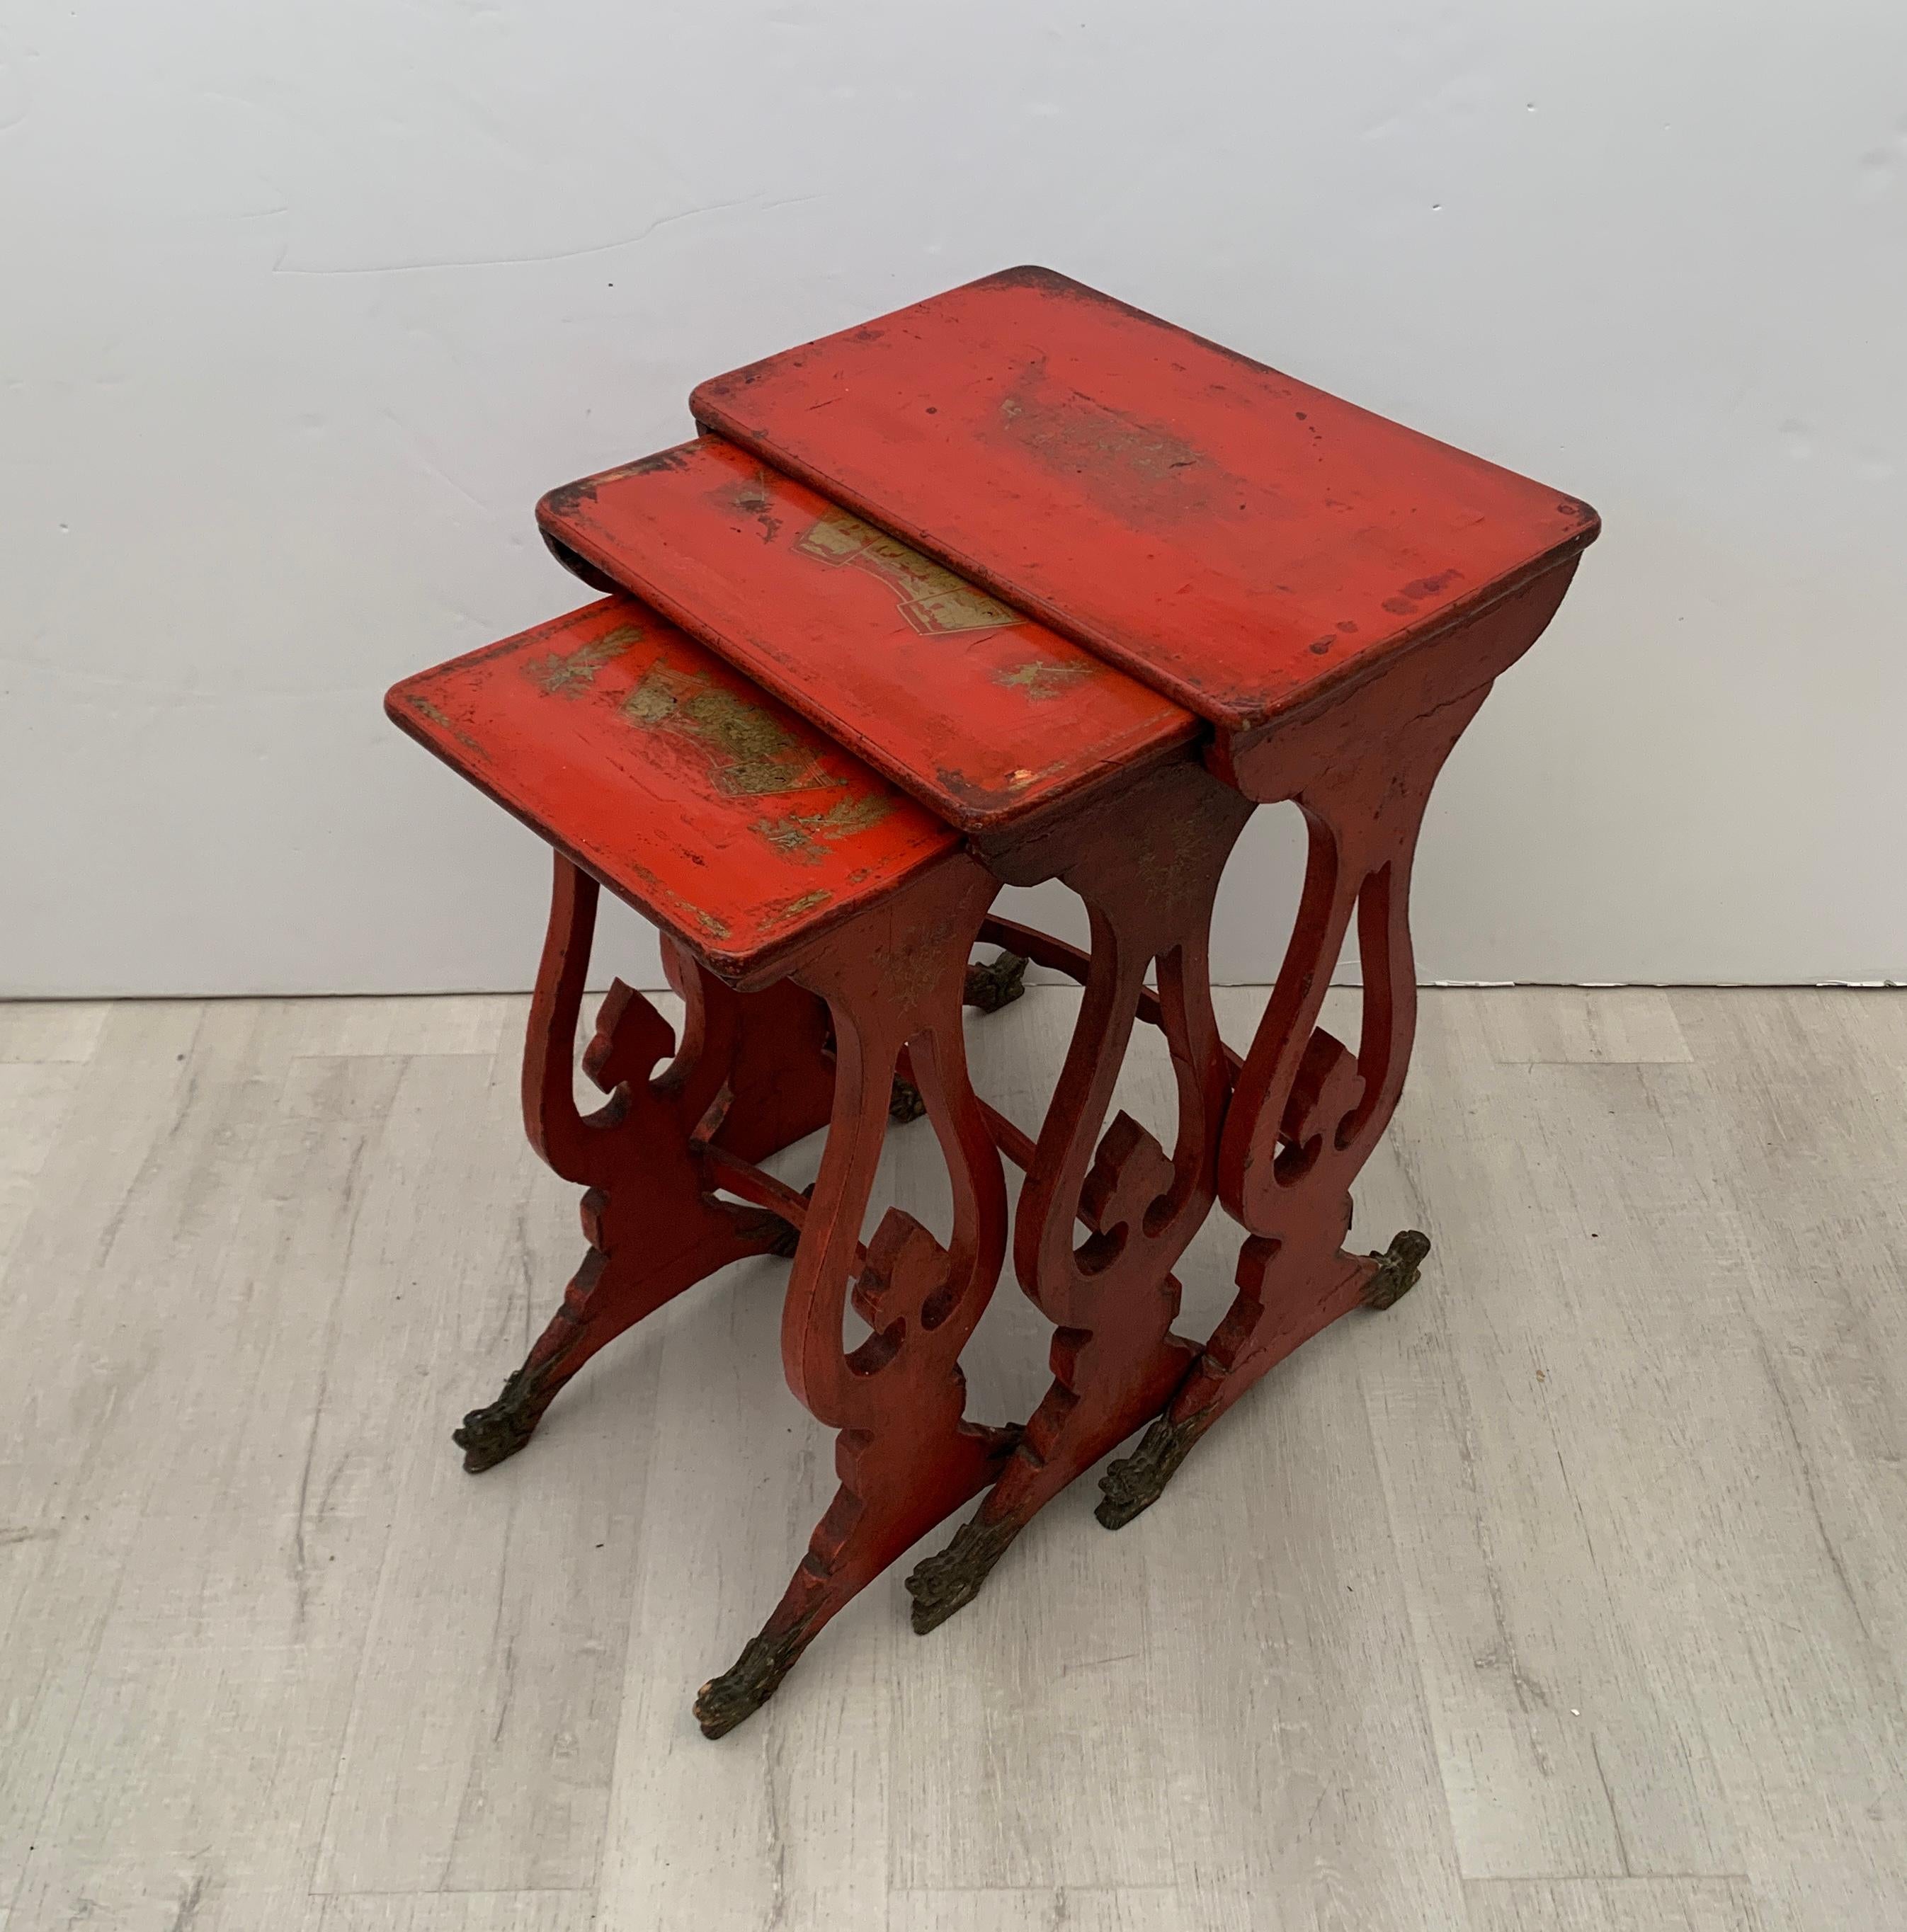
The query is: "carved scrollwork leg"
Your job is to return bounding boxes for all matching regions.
[455,854,835,1473]
[885,952,1024,1126]
[907,760,1253,1628]
[1099,681,1493,1526]
[695,853,1016,1737]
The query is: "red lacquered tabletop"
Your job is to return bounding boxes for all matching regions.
[693,265,1598,735]
[387,597,958,981]
[537,437,1195,839]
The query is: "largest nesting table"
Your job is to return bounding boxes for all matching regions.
[389,266,1598,1738]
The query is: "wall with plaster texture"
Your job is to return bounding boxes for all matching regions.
[4,0,1903,995]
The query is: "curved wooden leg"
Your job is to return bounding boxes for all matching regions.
[1098,687,1489,1526]
[906,760,1253,1629]
[454,854,836,1471]
[890,951,1027,1121]
[694,853,1015,1737]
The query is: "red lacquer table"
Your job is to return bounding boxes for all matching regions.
[389,266,1597,1737]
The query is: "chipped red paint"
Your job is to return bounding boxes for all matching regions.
[388,265,1599,1732]
[392,601,1021,1736]
[906,756,1253,1627]
[1093,573,1583,1525]
[535,435,1196,838]
[445,857,839,1480]
[387,596,957,983]
[693,845,1016,1736]
[692,264,1598,733]
[683,265,1596,1606]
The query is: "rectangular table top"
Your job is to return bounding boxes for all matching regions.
[693,265,1600,737]
[537,436,1196,840]
[387,597,959,981]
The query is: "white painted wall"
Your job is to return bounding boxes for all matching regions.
[5,0,1903,996]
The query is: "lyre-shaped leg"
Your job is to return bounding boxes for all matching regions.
[1096,581,1576,1525]
[454,854,836,1471]
[906,760,1253,1629]
[694,853,1016,1737]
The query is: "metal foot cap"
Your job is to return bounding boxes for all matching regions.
[695,1623,809,1739]
[904,1516,1021,1633]
[963,951,1028,1015]
[452,1368,544,1473]
[1363,1230,1431,1310]
[1096,1412,1207,1529]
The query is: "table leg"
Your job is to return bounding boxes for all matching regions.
[452,854,836,1472]
[906,760,1253,1630]
[890,949,1026,1122]
[1096,689,1488,1526]
[694,854,1018,1737]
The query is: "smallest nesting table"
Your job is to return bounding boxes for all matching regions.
[392,597,1030,1737]
[389,265,1597,1736]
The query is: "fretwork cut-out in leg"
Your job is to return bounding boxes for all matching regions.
[907,759,1252,1629]
[1098,576,1582,1526]
[695,852,1017,1736]
[455,854,836,1472]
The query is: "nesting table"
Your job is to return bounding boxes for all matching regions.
[387,265,1598,1738]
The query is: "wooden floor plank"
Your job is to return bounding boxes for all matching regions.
[0,989,1900,1932]
[4,1040,424,1930]
[585,1233,896,1931]
[0,1000,285,1919]
[302,1892,598,1932]
[0,1063,84,1274]
[1658,991,1907,1932]
[309,1039,646,1897]
[887,1886,1192,1932]
[581,1010,1052,1931]
[1108,989,1474,1931]
[288,995,520,1061]
[1365,999,1746,1881]
[1474,986,1692,1065]
[888,990,1184,1896]
[1466,1875,1760,1932]
[1374,990,1907,1927]
[0,1000,110,1065]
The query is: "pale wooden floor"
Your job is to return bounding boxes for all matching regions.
[1,986,1903,1932]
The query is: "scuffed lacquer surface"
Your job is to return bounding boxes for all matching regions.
[537,438,1195,834]
[386,597,958,978]
[693,265,1600,732]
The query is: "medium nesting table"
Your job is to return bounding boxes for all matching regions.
[388,265,1598,1737]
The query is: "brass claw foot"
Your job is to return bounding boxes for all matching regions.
[694,1621,812,1739]
[962,950,1027,1015]
[904,1515,1022,1633]
[453,1367,549,1473]
[1363,1229,1430,1310]
[1095,1411,1209,1529]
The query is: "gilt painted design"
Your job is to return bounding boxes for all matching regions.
[527,624,644,695]
[793,505,1021,636]
[622,659,848,801]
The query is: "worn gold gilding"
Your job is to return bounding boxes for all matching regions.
[622,659,850,799]
[753,794,894,862]
[528,624,644,695]
[995,661,1093,700]
[794,506,1020,636]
